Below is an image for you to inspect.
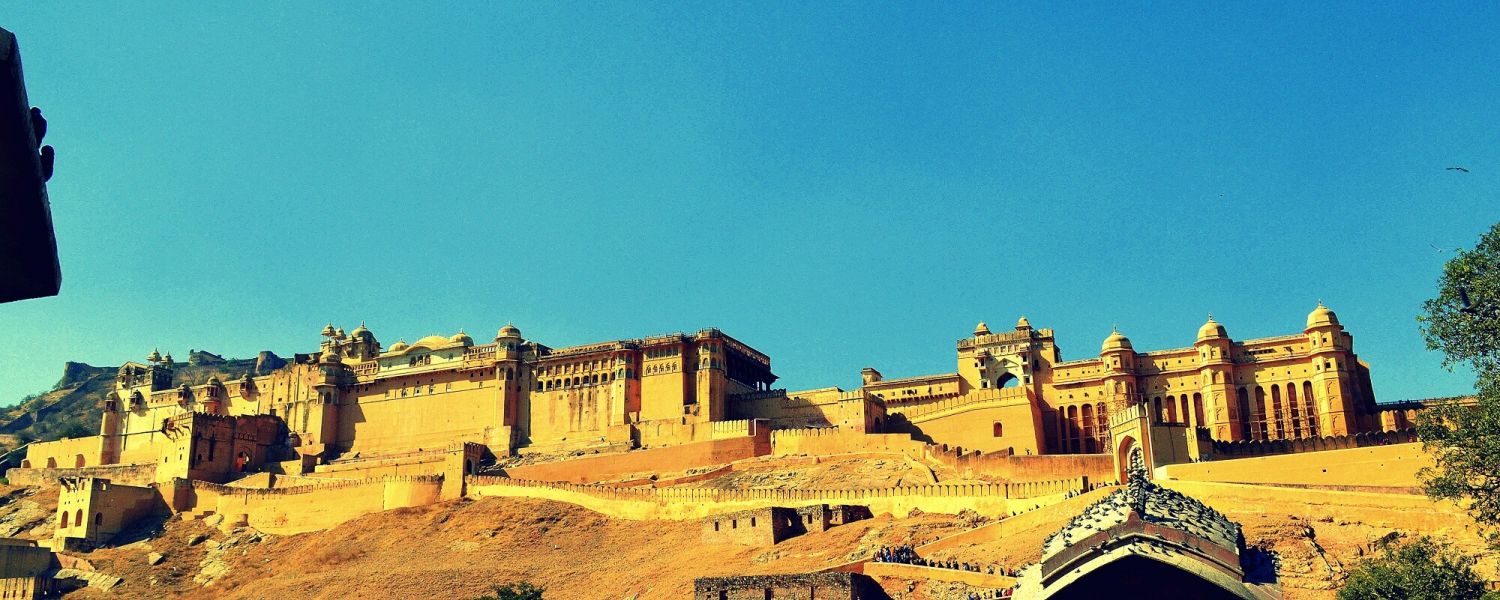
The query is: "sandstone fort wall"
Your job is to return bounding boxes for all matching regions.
[21,436,103,470]
[1161,442,1430,489]
[769,429,927,458]
[465,475,1087,520]
[1207,428,1417,459]
[505,430,771,483]
[183,475,443,535]
[6,463,157,488]
[928,449,1115,483]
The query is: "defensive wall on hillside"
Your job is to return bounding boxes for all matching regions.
[465,475,1089,520]
[169,475,444,535]
[1157,479,1475,535]
[769,428,928,458]
[7,463,156,488]
[1162,442,1430,490]
[1206,428,1417,459]
[927,447,1116,483]
[504,426,772,483]
[17,436,102,470]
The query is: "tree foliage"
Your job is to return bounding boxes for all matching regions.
[1417,222,1500,534]
[1337,536,1493,600]
[474,582,544,600]
[1420,222,1500,375]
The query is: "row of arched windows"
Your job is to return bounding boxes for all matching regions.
[1054,403,1110,454]
[59,509,100,529]
[1235,382,1320,441]
[1149,393,1206,427]
[538,372,615,391]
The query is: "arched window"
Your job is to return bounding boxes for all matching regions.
[1066,405,1080,453]
[1254,386,1269,440]
[1192,393,1205,427]
[95,512,103,526]
[1095,403,1109,443]
[60,512,68,528]
[1081,404,1096,453]
[1303,381,1319,436]
[1270,385,1285,439]
[1236,387,1252,440]
[992,422,1003,437]
[1286,383,1302,438]
[75,509,83,529]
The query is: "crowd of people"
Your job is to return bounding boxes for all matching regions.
[961,589,1014,599]
[870,544,1022,577]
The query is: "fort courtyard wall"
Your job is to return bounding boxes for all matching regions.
[6,463,157,488]
[504,424,771,483]
[1160,442,1431,489]
[19,435,101,470]
[180,475,443,535]
[465,475,1088,521]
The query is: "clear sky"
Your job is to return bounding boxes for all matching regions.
[2,4,1496,405]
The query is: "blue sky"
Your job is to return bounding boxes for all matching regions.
[2,4,1496,404]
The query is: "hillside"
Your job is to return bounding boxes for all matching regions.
[0,350,288,461]
[19,476,1484,599]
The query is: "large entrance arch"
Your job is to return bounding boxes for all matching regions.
[1116,436,1139,484]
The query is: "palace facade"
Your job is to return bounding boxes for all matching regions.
[24,304,1394,479]
[859,303,1382,456]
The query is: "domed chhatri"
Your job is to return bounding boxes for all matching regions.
[1102,327,1132,352]
[350,322,376,341]
[1016,315,1032,329]
[387,339,409,353]
[1306,301,1340,329]
[320,347,342,363]
[1197,314,1228,341]
[450,329,474,345]
[498,323,522,339]
[973,322,991,336]
[321,323,336,337]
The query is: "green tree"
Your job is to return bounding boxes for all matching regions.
[1338,536,1493,600]
[1421,222,1500,375]
[473,582,544,600]
[1418,222,1500,534]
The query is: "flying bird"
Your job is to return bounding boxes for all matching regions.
[28,107,45,144]
[1446,166,1470,173]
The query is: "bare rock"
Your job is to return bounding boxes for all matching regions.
[146,552,165,565]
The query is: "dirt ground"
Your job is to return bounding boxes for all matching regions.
[16,469,1497,600]
[58,496,963,600]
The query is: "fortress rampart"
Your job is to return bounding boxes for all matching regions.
[465,474,1089,520]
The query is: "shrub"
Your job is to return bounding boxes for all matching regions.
[474,582,544,600]
[1338,536,1493,600]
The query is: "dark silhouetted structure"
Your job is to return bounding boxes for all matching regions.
[0,27,61,304]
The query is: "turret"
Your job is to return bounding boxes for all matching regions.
[346,322,380,361]
[490,323,525,453]
[861,367,883,386]
[1305,302,1352,435]
[1099,328,1136,412]
[1193,314,1238,440]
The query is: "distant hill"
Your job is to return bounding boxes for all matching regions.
[0,351,288,460]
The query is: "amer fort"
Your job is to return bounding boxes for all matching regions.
[0,305,1484,599]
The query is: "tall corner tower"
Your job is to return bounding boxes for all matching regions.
[1194,315,1239,440]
